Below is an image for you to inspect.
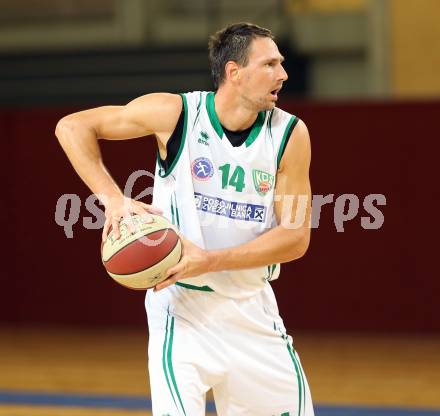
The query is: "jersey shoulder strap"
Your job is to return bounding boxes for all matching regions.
[269,107,299,168]
[156,92,194,178]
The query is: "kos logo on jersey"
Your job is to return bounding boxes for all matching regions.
[252,169,274,196]
[191,157,214,181]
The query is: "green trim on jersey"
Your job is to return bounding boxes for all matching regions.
[244,111,266,147]
[206,92,224,138]
[174,194,180,229]
[269,264,277,280]
[206,91,265,147]
[176,282,214,292]
[170,193,180,229]
[266,264,277,281]
[268,109,275,139]
[193,91,203,128]
[157,93,188,178]
[277,115,298,169]
[170,197,175,226]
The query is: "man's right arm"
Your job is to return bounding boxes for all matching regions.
[55,92,182,239]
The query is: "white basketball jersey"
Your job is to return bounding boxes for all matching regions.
[152,91,298,298]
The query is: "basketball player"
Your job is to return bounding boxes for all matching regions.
[56,23,314,416]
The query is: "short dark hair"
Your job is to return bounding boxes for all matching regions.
[208,22,274,89]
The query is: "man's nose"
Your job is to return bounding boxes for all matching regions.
[279,65,288,81]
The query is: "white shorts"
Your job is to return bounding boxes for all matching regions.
[145,283,314,416]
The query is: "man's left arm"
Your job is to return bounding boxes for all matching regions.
[155,120,311,290]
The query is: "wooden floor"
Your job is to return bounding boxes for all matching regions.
[1,326,440,415]
[0,406,150,416]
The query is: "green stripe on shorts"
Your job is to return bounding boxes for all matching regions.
[287,343,303,416]
[275,323,305,416]
[167,317,187,415]
[162,314,178,409]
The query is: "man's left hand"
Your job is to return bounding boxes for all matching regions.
[153,237,213,291]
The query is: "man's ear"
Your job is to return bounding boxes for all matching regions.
[225,61,240,83]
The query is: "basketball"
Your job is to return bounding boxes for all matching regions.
[101,214,181,290]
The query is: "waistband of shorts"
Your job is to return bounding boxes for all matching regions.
[175,282,214,292]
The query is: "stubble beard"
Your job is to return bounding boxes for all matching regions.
[241,92,273,113]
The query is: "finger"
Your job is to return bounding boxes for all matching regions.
[102,219,112,242]
[123,214,138,234]
[138,202,163,214]
[132,206,154,223]
[165,262,183,278]
[112,218,121,240]
[154,275,178,292]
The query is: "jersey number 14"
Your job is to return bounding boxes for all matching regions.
[219,163,245,192]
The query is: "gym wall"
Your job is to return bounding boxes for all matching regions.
[2,99,439,332]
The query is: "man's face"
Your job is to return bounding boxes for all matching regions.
[236,37,288,111]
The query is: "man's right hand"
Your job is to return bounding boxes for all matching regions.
[55,93,181,243]
[102,195,163,242]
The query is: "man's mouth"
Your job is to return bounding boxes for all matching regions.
[270,87,281,98]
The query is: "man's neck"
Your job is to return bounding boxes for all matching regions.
[214,87,259,132]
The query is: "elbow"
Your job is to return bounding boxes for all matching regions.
[55,114,91,143]
[55,116,97,151]
[285,227,310,262]
[55,116,75,143]
[296,230,310,259]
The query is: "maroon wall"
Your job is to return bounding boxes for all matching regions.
[2,99,439,332]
